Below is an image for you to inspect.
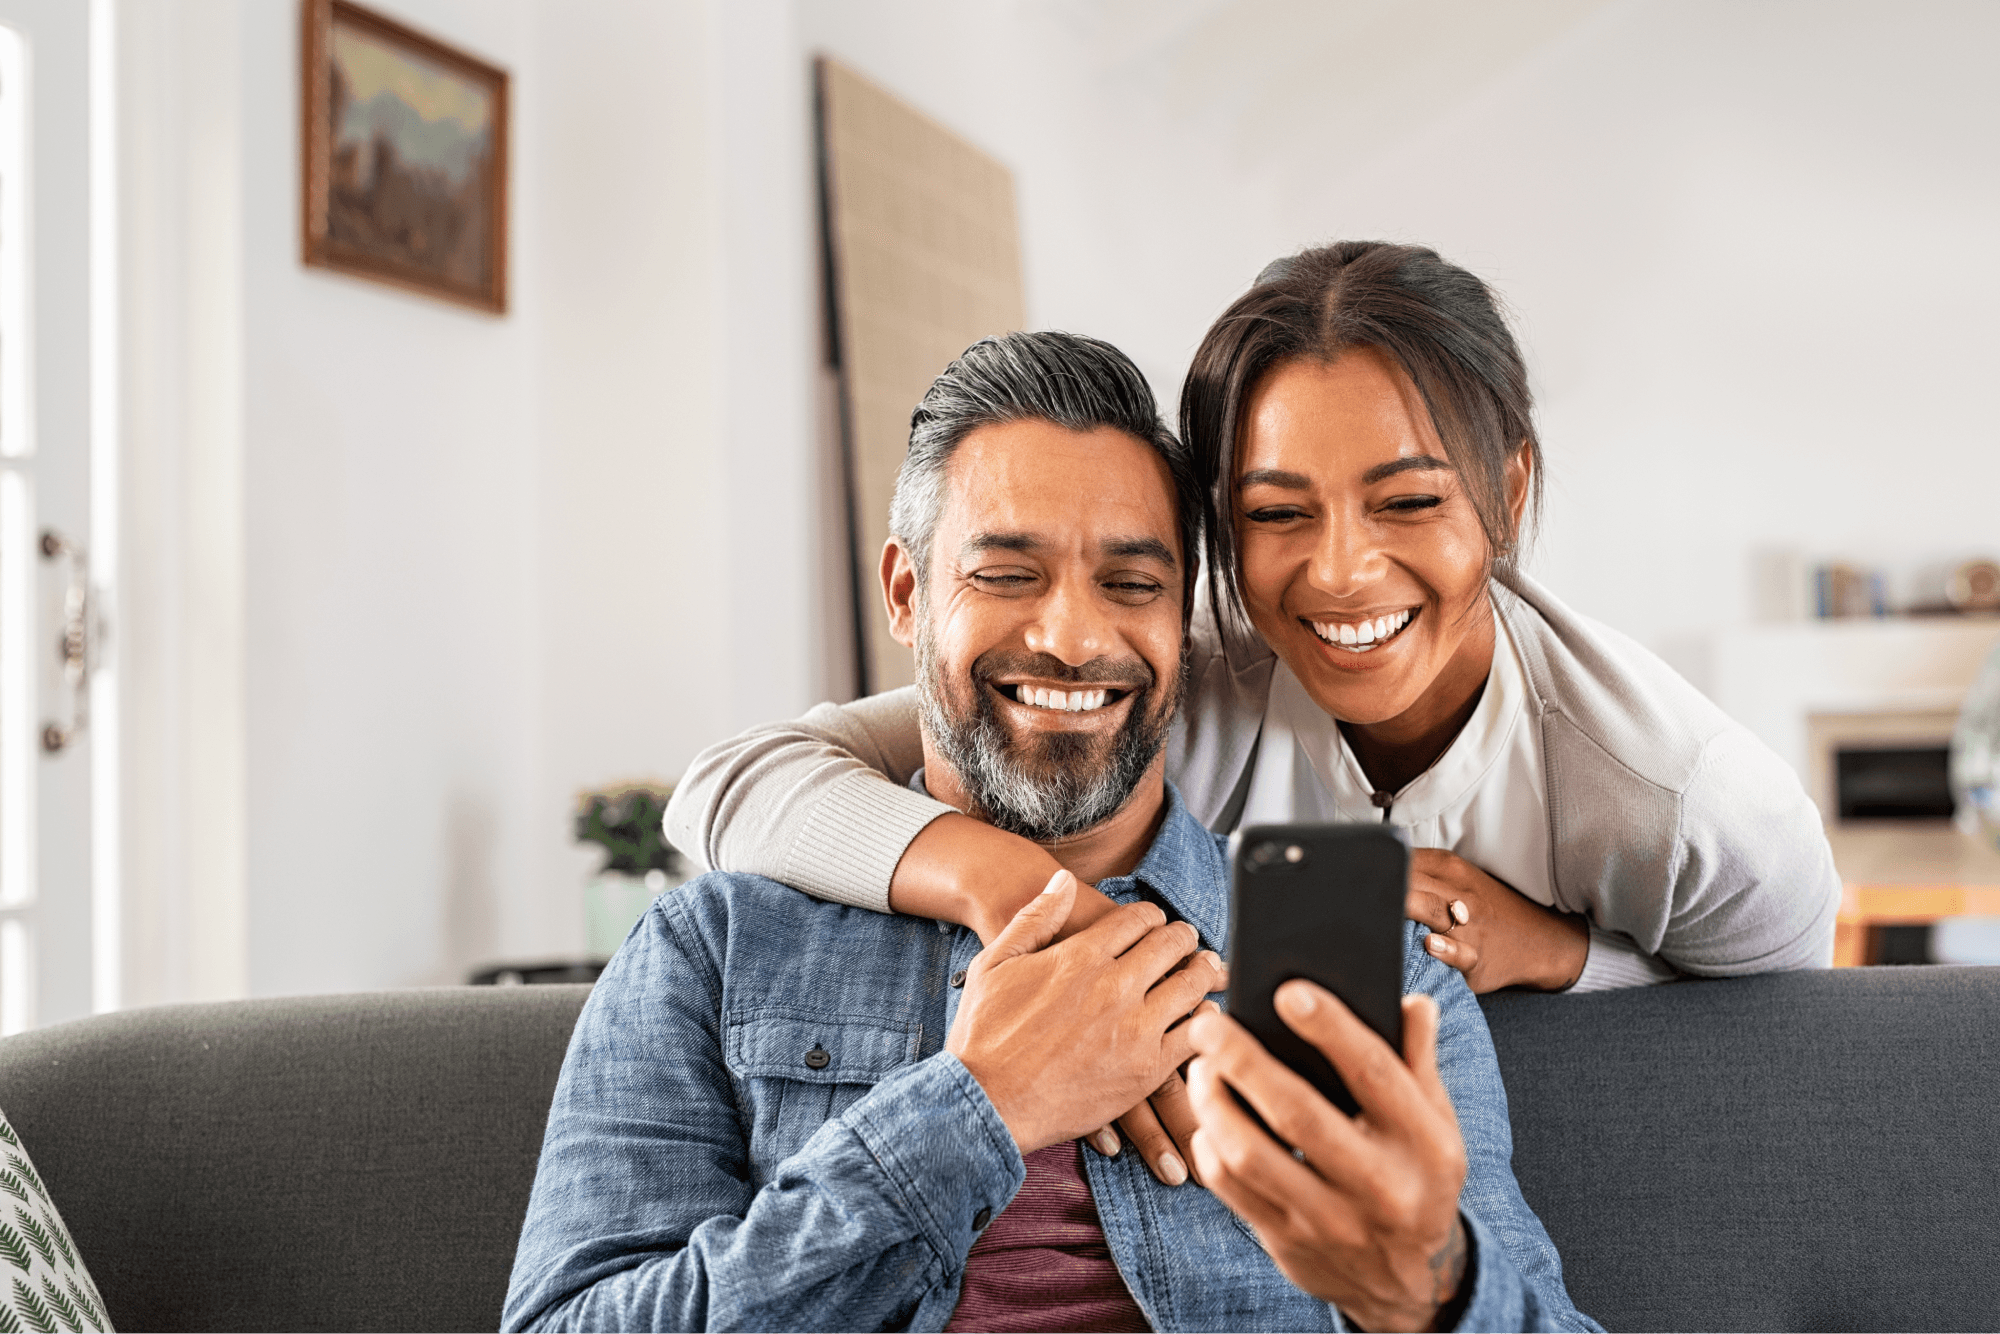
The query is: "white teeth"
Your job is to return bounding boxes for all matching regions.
[1016,686,1110,712]
[1310,610,1415,652]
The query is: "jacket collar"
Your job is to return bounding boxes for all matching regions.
[1105,782,1230,951]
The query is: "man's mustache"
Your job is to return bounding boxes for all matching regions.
[971,650,1155,694]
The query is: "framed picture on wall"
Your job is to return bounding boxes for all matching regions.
[301,0,509,313]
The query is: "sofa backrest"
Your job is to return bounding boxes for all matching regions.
[0,985,592,1333]
[1480,965,2000,1332]
[1,968,1995,1332]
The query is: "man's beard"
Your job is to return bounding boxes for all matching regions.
[914,610,1186,843]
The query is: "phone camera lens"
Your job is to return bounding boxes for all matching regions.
[1248,840,1309,871]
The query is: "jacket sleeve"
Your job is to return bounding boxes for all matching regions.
[1570,926,1681,992]
[663,688,950,914]
[1660,727,1842,976]
[1415,935,1603,1333]
[502,894,1025,1332]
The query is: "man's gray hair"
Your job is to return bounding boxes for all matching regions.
[888,331,1201,602]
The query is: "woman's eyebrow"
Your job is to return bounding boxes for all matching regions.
[1362,455,1455,484]
[1238,468,1312,490]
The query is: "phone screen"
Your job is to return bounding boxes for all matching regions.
[1224,822,1408,1118]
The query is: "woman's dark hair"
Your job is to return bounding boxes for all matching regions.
[1179,240,1543,640]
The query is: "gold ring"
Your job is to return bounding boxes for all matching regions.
[1449,899,1471,928]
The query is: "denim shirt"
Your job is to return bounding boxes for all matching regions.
[505,786,1599,1332]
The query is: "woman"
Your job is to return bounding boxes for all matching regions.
[667,241,1837,992]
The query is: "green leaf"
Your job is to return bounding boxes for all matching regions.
[59,1280,97,1334]
[573,785,682,876]
[36,1279,79,1334]
[0,1227,28,1274]
[0,1175,26,1207]
[32,1219,65,1274]
[0,1123,17,1150]
[0,1296,20,1333]
[2,1162,43,1207]
[9,1279,54,1334]
[9,1215,49,1271]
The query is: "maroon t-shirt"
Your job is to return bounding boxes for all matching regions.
[946,1139,1149,1333]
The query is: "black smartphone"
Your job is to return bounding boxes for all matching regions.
[1225,822,1408,1119]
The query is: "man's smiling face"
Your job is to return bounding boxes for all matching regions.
[884,418,1187,840]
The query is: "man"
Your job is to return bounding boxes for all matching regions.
[504,332,1593,1332]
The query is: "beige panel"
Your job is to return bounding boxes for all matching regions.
[819,58,1025,693]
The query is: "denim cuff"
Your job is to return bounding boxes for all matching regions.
[1452,1207,1524,1332]
[1448,1208,1600,1334]
[842,1051,1027,1271]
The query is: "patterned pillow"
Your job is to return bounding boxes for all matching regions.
[0,1108,111,1332]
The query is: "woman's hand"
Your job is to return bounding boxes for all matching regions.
[1082,1059,1208,1186]
[1093,958,1228,1187]
[1404,849,1587,993]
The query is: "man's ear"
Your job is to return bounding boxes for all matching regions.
[881,538,919,649]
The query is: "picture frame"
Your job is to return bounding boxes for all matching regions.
[300,0,509,313]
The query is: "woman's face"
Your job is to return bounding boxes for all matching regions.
[1234,349,1526,731]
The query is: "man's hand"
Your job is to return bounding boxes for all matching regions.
[947,869,1223,1154]
[1186,984,1469,1333]
[1405,849,1588,993]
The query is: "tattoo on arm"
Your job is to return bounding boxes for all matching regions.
[1428,1218,1468,1308]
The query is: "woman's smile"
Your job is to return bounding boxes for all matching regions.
[1303,606,1418,655]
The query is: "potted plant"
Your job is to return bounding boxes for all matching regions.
[575,780,686,958]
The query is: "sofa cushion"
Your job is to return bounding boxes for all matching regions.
[1481,965,2000,1332]
[0,1105,113,1332]
[0,985,591,1333]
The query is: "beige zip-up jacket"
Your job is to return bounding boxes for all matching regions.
[665,567,1840,983]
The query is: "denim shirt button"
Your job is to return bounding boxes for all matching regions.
[803,1046,830,1070]
[949,969,967,989]
[972,1206,992,1231]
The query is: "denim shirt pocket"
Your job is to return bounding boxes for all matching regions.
[724,1005,925,1181]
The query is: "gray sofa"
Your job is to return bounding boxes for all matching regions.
[1,967,1995,1332]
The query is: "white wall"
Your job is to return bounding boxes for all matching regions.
[118,0,824,1002]
[232,0,543,994]
[522,0,823,965]
[114,0,1998,1001]
[801,0,2000,687]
